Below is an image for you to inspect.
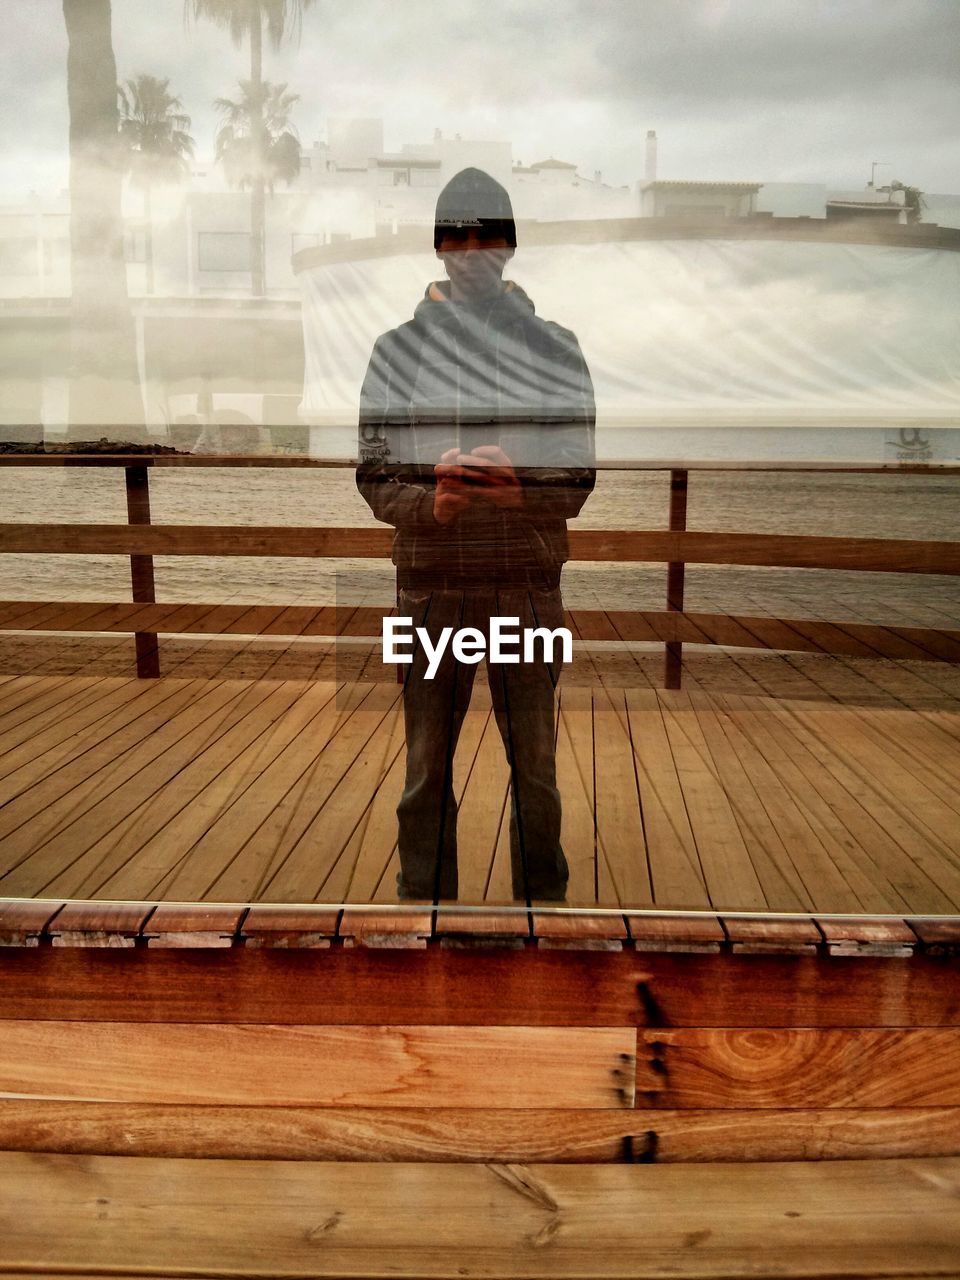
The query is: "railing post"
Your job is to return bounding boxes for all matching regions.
[665,468,688,690]
[124,464,159,678]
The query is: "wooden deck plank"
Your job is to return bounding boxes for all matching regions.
[555,688,601,906]
[682,691,816,912]
[656,693,767,911]
[230,683,399,902]
[1,1151,958,1278]
[5,943,960,1026]
[0,673,113,744]
[0,679,135,767]
[341,755,404,903]
[146,681,353,902]
[819,699,960,806]
[163,680,373,901]
[0,680,274,897]
[0,678,224,843]
[372,847,403,902]
[256,688,405,905]
[592,687,653,906]
[130,682,355,900]
[0,1022,635,1108]
[484,791,516,901]
[457,704,512,903]
[0,673,73,719]
[761,698,960,913]
[779,699,960,862]
[49,681,307,901]
[557,686,615,905]
[0,675,164,790]
[620,690,711,908]
[1,670,957,914]
[319,710,408,904]
[713,695,904,914]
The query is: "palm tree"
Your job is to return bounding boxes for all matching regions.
[214,81,301,194]
[187,0,315,295]
[62,0,144,439]
[118,74,195,294]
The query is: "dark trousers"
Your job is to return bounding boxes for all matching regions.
[396,585,568,902]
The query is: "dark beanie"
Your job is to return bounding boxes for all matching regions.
[434,167,517,250]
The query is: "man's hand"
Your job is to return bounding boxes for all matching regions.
[433,447,473,524]
[456,444,523,509]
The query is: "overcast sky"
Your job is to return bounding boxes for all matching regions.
[2,0,958,200]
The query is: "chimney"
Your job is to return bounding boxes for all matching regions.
[645,130,658,182]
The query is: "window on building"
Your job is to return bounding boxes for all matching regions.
[198,231,251,272]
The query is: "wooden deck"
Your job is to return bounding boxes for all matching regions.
[0,656,957,912]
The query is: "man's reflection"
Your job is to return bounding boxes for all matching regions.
[357,167,595,903]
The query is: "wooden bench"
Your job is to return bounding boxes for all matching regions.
[3,1150,958,1277]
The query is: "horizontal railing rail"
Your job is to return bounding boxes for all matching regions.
[0,454,957,684]
[0,524,957,574]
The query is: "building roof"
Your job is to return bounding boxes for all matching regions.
[529,157,578,170]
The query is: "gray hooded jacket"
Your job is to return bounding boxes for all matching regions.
[356,279,596,588]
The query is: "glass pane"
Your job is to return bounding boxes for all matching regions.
[0,0,957,927]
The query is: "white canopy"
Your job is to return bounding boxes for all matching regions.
[297,234,960,460]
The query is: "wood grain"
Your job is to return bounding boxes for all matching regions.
[1,948,958,1028]
[818,917,917,957]
[144,904,245,948]
[722,918,821,954]
[0,899,61,946]
[1,1151,958,1277]
[241,907,341,949]
[637,1029,960,1108]
[0,1022,636,1108]
[626,915,724,952]
[1,524,956,574]
[48,902,154,948]
[1,1101,958,1164]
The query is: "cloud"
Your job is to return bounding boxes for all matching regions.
[1,0,957,198]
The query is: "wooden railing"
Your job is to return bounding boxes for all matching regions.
[1,453,958,686]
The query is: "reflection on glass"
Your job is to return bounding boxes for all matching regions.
[0,2,957,925]
[357,168,595,902]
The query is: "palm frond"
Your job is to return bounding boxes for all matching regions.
[187,0,316,49]
[117,72,195,188]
